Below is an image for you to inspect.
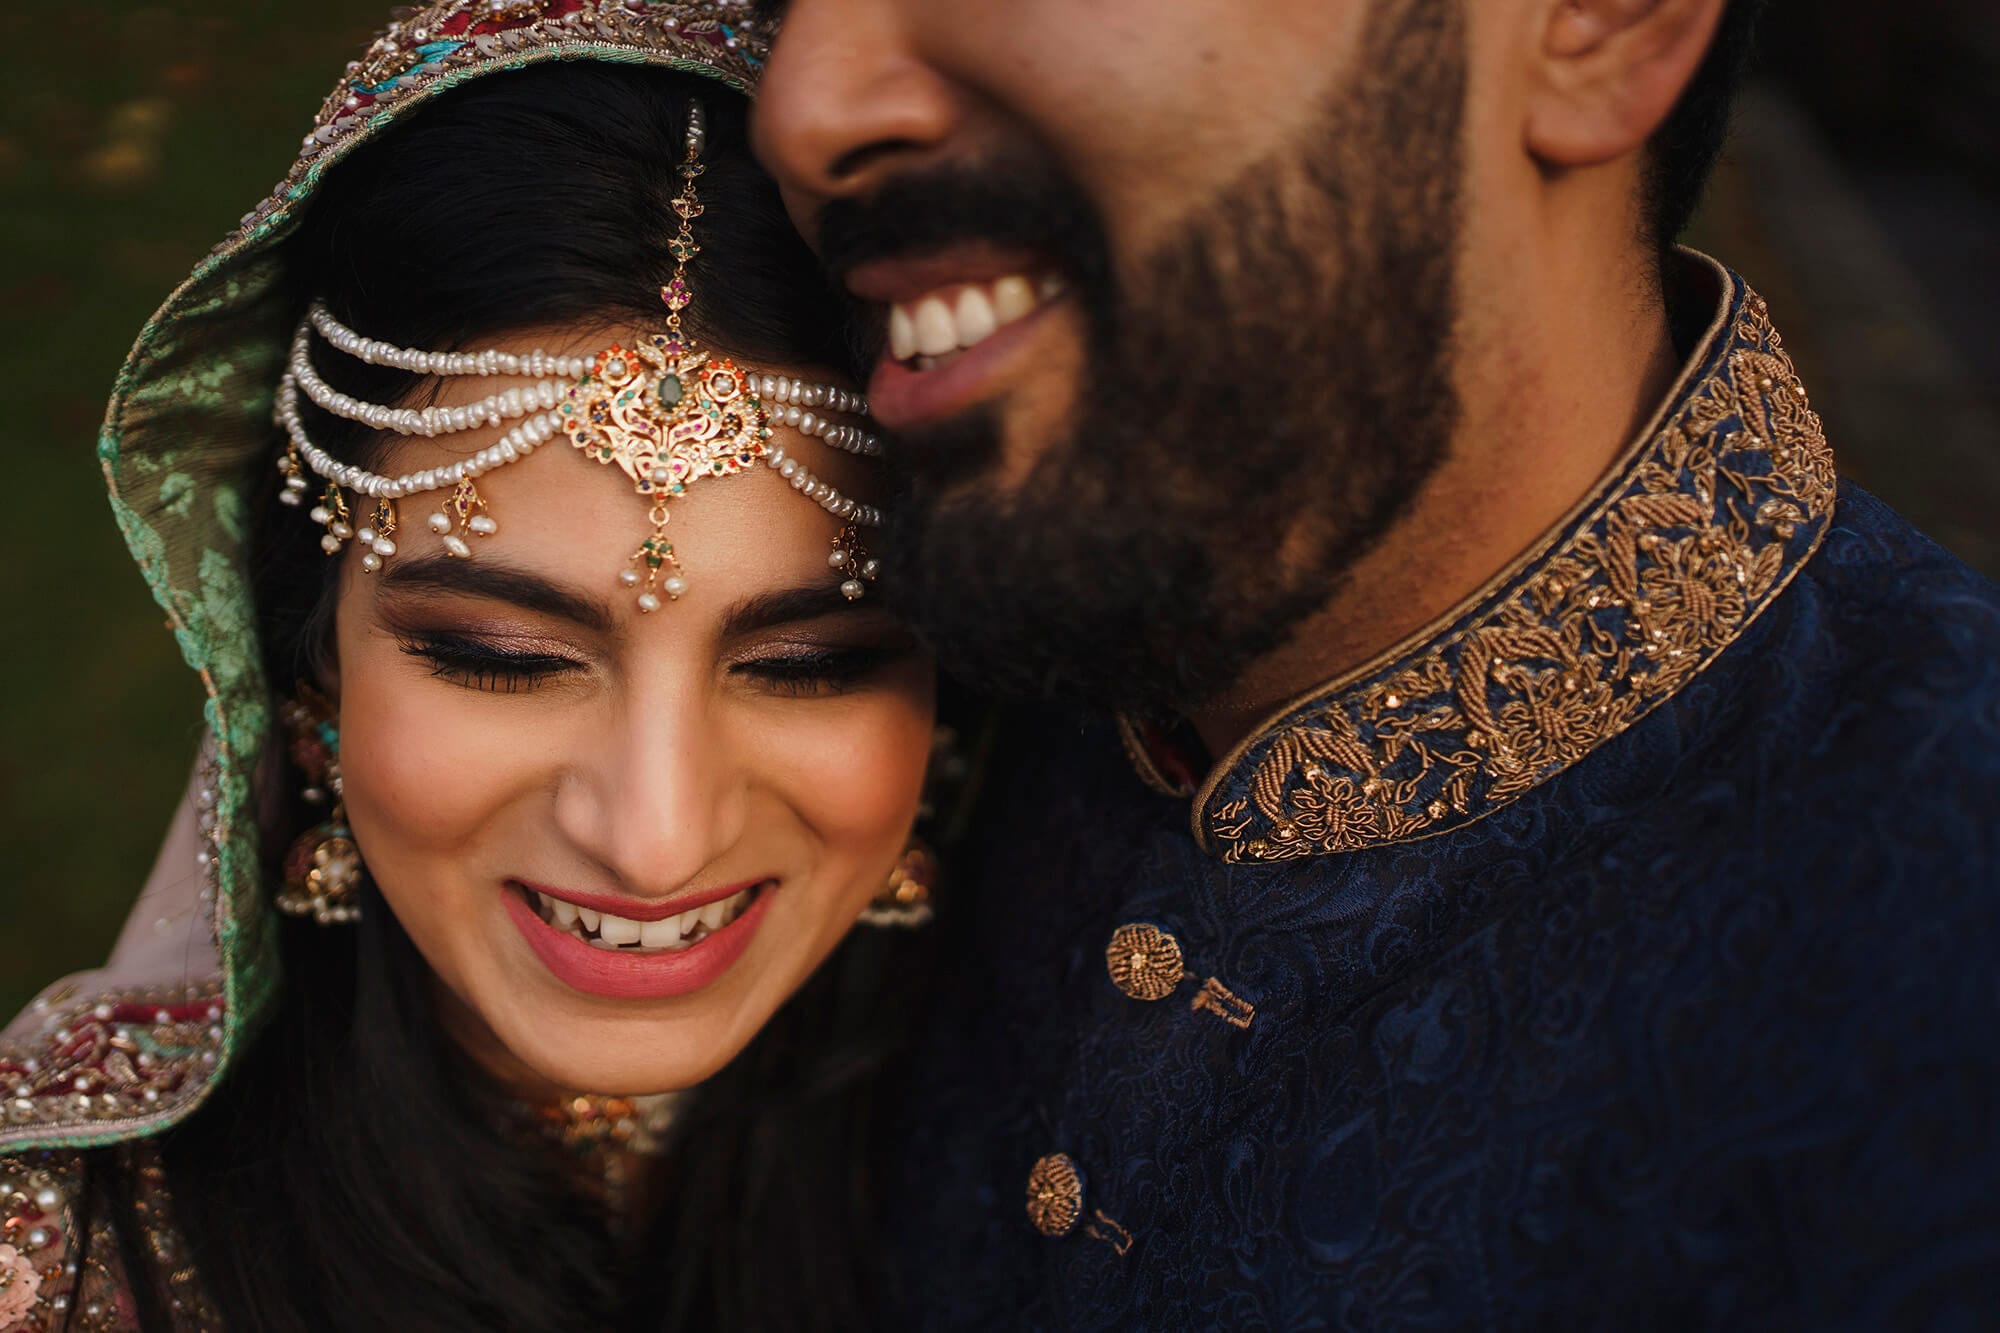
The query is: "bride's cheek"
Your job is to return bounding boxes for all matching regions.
[333,649,553,871]
[773,691,936,882]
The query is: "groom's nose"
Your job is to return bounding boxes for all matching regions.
[751,0,963,243]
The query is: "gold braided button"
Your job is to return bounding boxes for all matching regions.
[1105,923,1185,1002]
[1025,1153,1084,1237]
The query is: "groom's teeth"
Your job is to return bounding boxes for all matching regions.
[954,286,998,345]
[888,273,1062,365]
[991,275,1037,324]
[914,296,958,356]
[888,304,917,361]
[531,886,758,953]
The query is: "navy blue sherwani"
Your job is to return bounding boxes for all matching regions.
[890,260,2000,1330]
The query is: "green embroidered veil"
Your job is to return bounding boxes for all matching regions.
[0,0,770,1155]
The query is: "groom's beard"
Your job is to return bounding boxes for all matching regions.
[866,1,1468,713]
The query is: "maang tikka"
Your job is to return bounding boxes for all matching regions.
[274,101,884,611]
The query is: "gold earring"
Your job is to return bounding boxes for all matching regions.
[276,686,364,926]
[859,839,936,929]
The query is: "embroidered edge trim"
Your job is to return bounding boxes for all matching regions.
[0,741,230,1152]
[1196,262,1837,862]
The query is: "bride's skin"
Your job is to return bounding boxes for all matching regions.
[323,324,935,1097]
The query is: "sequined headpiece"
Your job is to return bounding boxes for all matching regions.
[274,101,883,611]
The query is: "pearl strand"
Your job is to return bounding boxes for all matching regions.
[308,303,592,379]
[306,306,883,459]
[752,373,881,455]
[289,326,568,439]
[276,375,558,500]
[762,442,883,528]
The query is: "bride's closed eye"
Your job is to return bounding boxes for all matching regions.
[398,632,585,693]
[733,640,916,697]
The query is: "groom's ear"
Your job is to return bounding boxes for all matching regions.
[1523,0,1730,169]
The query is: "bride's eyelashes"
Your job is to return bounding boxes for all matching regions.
[396,630,918,697]
[398,632,583,693]
[731,641,913,697]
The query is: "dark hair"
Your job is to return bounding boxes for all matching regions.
[1645,0,1770,247]
[158,63,922,1332]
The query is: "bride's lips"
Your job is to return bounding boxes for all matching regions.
[503,881,775,1000]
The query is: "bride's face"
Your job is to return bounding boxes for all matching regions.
[326,326,934,1095]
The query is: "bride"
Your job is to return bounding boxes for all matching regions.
[0,4,949,1329]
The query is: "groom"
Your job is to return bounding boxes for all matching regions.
[753,0,2000,1325]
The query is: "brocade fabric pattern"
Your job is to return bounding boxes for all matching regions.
[885,275,2000,1330]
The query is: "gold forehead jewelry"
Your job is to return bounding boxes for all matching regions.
[274,102,883,611]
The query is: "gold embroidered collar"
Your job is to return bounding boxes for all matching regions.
[1153,258,1836,864]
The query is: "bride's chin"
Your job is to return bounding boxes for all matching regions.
[491,1005,758,1099]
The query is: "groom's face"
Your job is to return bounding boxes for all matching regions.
[755,0,1469,710]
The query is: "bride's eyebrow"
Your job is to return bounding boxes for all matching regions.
[378,555,615,633]
[720,585,873,638]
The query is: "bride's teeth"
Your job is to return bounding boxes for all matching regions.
[888,304,917,361]
[1037,273,1067,302]
[914,296,958,357]
[541,884,759,951]
[990,275,1036,325]
[954,286,997,346]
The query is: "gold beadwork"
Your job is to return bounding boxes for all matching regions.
[1200,285,1836,863]
[858,841,936,927]
[1105,924,1185,1002]
[1026,1153,1084,1238]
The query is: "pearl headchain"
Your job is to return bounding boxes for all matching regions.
[274,101,884,611]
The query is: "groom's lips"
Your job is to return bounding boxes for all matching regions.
[846,248,1072,430]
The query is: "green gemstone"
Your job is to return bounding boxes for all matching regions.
[658,374,683,407]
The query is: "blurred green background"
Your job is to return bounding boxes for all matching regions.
[2,1,1995,1016]
[0,1,396,1010]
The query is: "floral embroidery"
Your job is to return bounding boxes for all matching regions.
[0,1244,38,1325]
[0,994,225,1140]
[1201,286,1837,863]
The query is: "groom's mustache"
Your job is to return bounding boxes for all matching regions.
[812,156,1111,297]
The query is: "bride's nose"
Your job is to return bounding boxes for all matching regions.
[552,685,748,899]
